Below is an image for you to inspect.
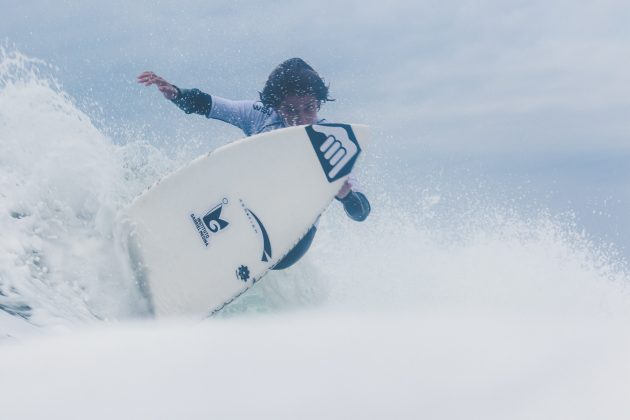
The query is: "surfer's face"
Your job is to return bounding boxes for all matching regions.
[277,95,320,126]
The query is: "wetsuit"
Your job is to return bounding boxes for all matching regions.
[171,87,371,269]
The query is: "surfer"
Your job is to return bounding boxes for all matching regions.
[138,58,370,269]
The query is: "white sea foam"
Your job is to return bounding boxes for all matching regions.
[2,46,629,324]
[1,47,630,419]
[0,47,169,325]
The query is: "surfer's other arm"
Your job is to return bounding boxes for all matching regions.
[335,177,371,222]
[336,191,371,222]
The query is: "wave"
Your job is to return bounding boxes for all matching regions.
[0,46,628,331]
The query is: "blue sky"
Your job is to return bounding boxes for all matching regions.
[2,0,630,253]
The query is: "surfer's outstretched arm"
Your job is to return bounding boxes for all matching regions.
[138,72,268,137]
[137,71,214,117]
[137,71,179,100]
[137,71,210,115]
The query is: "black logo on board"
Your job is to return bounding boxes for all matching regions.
[190,198,229,247]
[305,124,361,182]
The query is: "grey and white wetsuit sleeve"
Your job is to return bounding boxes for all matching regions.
[171,87,268,136]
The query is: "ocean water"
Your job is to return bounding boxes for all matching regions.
[1,46,630,418]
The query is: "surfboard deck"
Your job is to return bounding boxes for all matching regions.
[125,123,369,318]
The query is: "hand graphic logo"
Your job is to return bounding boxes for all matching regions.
[306,124,361,182]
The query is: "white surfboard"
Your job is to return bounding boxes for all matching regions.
[125,123,368,318]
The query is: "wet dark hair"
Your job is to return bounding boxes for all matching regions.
[259,58,334,109]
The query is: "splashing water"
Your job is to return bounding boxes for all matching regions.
[2,46,630,419]
[0,47,172,325]
[0,46,629,332]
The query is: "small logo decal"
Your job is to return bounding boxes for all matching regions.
[248,209,272,262]
[190,198,229,247]
[305,124,361,182]
[253,102,272,116]
[202,201,230,233]
[236,265,250,281]
[239,199,273,263]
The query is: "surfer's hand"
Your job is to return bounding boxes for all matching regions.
[336,179,353,199]
[137,71,179,100]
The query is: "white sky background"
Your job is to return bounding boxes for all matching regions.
[2,0,629,155]
[2,0,630,250]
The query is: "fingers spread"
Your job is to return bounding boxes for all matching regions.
[137,71,158,85]
[137,71,155,79]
